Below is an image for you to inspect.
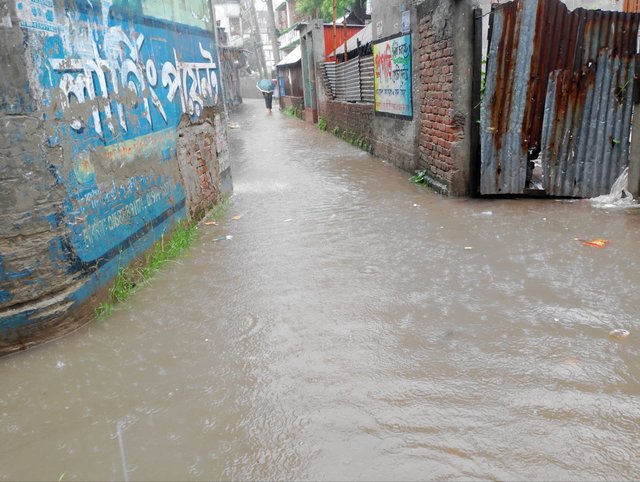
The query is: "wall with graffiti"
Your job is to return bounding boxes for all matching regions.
[0,0,231,355]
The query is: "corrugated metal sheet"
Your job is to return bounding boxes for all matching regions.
[322,62,336,97]
[336,57,361,101]
[480,0,640,197]
[481,0,537,195]
[624,0,640,12]
[360,56,375,103]
[320,55,374,104]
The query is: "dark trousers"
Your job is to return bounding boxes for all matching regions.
[263,92,273,109]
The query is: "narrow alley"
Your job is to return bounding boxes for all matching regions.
[1,100,639,480]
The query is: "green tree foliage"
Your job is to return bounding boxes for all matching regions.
[296,0,356,22]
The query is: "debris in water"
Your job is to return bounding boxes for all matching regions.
[609,329,630,340]
[575,238,609,248]
[590,167,638,209]
[231,214,244,221]
[481,211,493,216]
[464,247,473,250]
[228,122,240,129]
[214,235,233,242]
[204,221,218,226]
[283,218,293,223]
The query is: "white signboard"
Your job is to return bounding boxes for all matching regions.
[401,10,410,34]
[16,0,58,35]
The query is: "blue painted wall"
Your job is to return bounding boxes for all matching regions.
[0,0,231,354]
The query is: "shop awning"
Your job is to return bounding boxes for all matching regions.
[277,45,301,67]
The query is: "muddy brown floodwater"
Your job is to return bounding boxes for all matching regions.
[1,100,639,481]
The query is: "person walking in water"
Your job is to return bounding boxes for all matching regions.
[262,90,273,113]
[257,78,275,114]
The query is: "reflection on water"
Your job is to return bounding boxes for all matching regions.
[1,100,639,481]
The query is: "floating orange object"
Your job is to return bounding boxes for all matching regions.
[575,238,610,248]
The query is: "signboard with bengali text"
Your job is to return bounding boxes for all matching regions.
[373,33,412,119]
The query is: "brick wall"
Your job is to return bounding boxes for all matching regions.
[315,1,477,185]
[319,100,375,148]
[176,116,222,219]
[414,0,480,196]
[417,6,462,194]
[318,98,420,169]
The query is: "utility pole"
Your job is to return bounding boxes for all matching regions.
[332,0,337,60]
[208,0,229,117]
[265,0,281,66]
[242,0,268,78]
[343,11,348,62]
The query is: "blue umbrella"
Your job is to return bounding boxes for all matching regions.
[257,78,275,93]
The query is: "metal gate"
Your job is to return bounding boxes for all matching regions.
[480,0,640,197]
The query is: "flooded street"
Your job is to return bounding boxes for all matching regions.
[1,99,639,480]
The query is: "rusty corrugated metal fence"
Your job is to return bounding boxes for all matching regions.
[481,0,640,197]
[624,0,640,13]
